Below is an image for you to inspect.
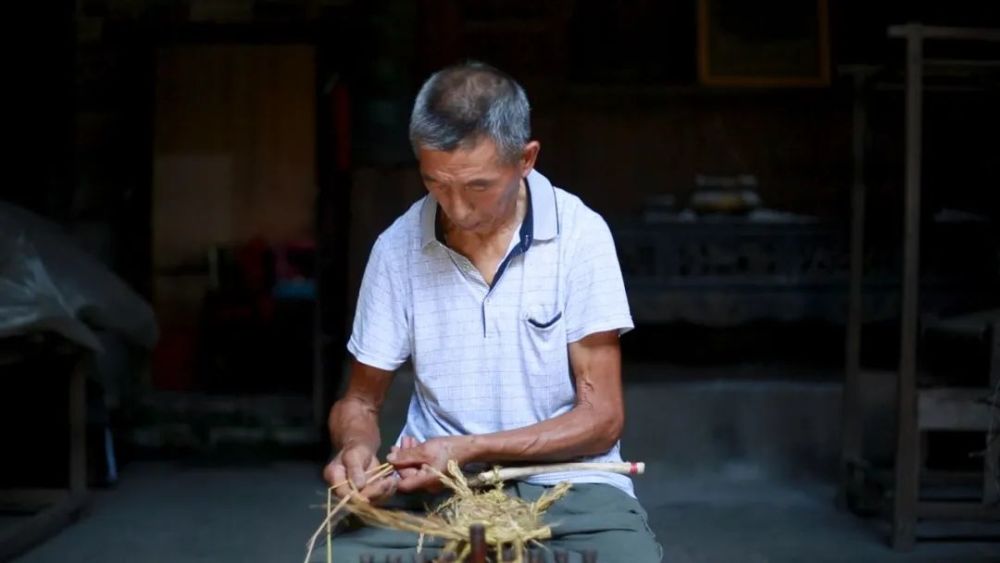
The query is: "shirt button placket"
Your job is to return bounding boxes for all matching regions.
[483,295,494,338]
[480,294,487,338]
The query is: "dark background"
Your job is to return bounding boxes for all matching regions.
[2,1,1000,560]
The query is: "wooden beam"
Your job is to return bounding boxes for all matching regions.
[888,24,1000,42]
[918,388,993,431]
[69,355,87,496]
[918,502,1000,520]
[892,24,923,552]
[0,495,87,561]
[840,69,869,509]
[0,489,71,512]
[984,323,1000,504]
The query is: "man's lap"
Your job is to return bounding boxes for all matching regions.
[313,482,661,563]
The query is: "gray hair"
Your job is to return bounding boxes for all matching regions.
[409,62,531,164]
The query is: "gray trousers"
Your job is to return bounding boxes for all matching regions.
[312,482,662,563]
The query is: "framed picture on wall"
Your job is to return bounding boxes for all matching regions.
[698,0,830,87]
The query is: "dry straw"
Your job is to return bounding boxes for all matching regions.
[304,461,570,563]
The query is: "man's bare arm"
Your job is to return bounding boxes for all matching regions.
[324,360,394,498]
[390,330,625,491]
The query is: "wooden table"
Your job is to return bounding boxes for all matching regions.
[0,343,90,560]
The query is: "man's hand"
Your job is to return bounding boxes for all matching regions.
[389,436,422,482]
[386,436,473,493]
[323,443,396,503]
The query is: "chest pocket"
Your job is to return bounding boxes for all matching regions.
[521,303,567,389]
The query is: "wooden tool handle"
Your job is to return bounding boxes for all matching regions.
[469,461,645,486]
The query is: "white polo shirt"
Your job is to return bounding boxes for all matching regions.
[347,169,636,495]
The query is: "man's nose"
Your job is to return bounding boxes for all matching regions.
[440,192,472,224]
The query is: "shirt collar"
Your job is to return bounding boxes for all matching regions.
[420,168,559,249]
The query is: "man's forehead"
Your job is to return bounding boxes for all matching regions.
[418,140,508,175]
[418,135,497,157]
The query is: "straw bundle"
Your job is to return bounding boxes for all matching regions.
[304,461,570,563]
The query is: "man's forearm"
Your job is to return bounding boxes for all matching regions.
[388,334,626,492]
[329,395,381,452]
[462,333,626,465]
[463,402,623,464]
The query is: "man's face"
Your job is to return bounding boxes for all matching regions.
[418,138,538,235]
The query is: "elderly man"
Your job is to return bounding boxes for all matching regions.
[322,62,661,562]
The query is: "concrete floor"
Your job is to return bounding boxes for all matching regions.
[11,363,1000,562]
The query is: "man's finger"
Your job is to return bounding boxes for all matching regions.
[418,466,445,493]
[387,444,424,466]
[362,475,398,504]
[342,449,369,489]
[397,466,440,493]
[397,475,435,493]
[360,475,392,499]
[329,463,352,498]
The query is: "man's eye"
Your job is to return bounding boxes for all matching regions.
[467,183,490,192]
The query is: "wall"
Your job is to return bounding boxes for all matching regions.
[152,44,316,327]
[533,89,852,220]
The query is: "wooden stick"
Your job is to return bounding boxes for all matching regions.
[468,462,645,486]
[469,524,487,563]
[325,488,332,563]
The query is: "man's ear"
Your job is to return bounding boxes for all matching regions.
[520,140,541,177]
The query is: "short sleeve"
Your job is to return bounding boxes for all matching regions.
[346,235,412,370]
[563,214,634,343]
